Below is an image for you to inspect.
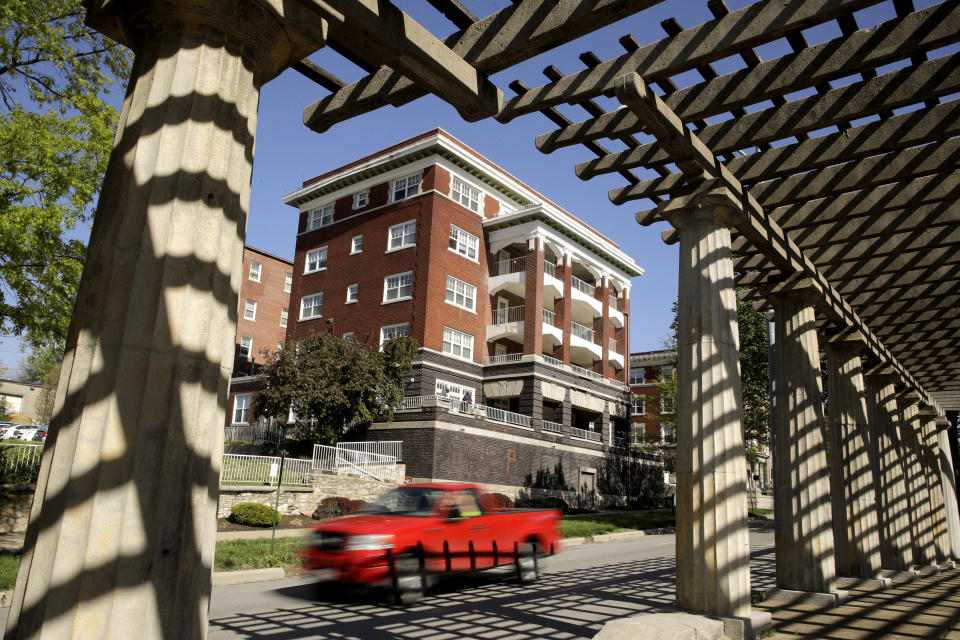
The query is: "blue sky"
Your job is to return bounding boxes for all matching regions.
[1,0,938,375]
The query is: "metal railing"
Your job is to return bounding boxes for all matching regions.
[544,261,557,278]
[570,321,595,343]
[612,436,627,448]
[609,338,618,354]
[570,363,603,379]
[312,444,397,481]
[542,308,556,326]
[449,400,478,415]
[485,406,532,428]
[221,454,311,486]
[396,395,431,410]
[571,275,595,296]
[571,427,602,442]
[541,354,564,368]
[493,305,524,324]
[338,440,402,461]
[0,443,43,474]
[542,420,563,434]
[225,417,283,445]
[491,255,525,276]
[484,353,523,365]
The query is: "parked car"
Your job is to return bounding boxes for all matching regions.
[13,427,41,442]
[300,482,562,604]
[0,426,20,440]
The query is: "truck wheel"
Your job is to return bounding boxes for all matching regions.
[392,552,425,605]
[516,541,539,584]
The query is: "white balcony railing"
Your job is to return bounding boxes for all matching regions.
[570,363,603,379]
[542,420,563,434]
[571,427,602,442]
[493,304,525,324]
[221,454,312,487]
[492,255,526,276]
[571,275,595,297]
[396,395,431,410]
[485,406,532,428]
[484,353,523,365]
[609,338,618,353]
[570,320,595,343]
[544,261,557,278]
[542,308,556,326]
[541,354,564,368]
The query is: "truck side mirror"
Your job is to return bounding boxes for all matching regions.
[448,506,462,520]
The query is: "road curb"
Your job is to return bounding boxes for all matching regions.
[212,567,286,585]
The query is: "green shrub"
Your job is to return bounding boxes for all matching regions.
[229,502,279,527]
[514,497,568,513]
[312,496,367,520]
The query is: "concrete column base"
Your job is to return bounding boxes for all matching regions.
[835,576,892,590]
[762,588,849,607]
[880,569,918,584]
[592,610,771,640]
[940,560,957,570]
[912,564,941,578]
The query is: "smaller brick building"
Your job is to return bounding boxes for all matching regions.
[628,349,676,445]
[226,245,293,429]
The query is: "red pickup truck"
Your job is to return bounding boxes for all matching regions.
[300,482,562,603]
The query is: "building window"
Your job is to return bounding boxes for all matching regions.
[383,271,413,302]
[346,284,359,303]
[661,426,675,444]
[300,292,323,320]
[387,220,416,251]
[343,332,355,341]
[233,393,251,424]
[278,341,285,351]
[451,176,481,212]
[442,326,473,361]
[448,225,478,260]
[243,299,257,321]
[661,395,675,415]
[632,395,645,415]
[351,235,363,254]
[248,261,262,282]
[280,307,288,327]
[629,368,644,385]
[305,246,327,273]
[239,336,252,359]
[353,191,369,209]
[445,275,476,312]
[391,172,421,201]
[307,204,333,231]
[284,273,292,293]
[380,323,409,345]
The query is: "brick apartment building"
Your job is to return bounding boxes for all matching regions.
[226,245,293,429]
[628,349,676,446]
[282,129,643,498]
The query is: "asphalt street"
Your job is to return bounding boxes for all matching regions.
[207,521,777,639]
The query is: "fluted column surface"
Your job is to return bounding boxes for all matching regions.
[673,208,751,619]
[826,346,882,578]
[922,419,950,560]
[4,30,257,640]
[900,402,937,565]
[936,424,960,558]
[771,297,836,593]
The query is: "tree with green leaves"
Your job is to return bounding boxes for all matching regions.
[254,333,419,444]
[0,1,131,355]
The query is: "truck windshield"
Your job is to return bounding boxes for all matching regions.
[359,486,445,517]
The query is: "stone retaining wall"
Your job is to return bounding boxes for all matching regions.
[0,485,35,534]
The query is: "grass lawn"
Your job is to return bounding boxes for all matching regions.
[213,537,306,572]
[0,550,21,590]
[561,510,675,539]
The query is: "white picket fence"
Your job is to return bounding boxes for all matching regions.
[220,453,311,487]
[312,444,398,481]
[0,443,43,473]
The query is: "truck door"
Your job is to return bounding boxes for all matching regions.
[441,489,493,571]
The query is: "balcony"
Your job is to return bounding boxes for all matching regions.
[487,304,524,344]
[485,406,532,428]
[542,420,563,434]
[571,427,602,442]
[608,295,625,328]
[542,308,562,350]
[570,320,602,363]
[570,274,602,321]
[543,260,563,300]
[608,338,624,369]
[489,256,526,297]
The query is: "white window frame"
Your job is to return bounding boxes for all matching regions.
[278,341,285,351]
[629,369,645,385]
[346,283,359,304]
[451,176,481,212]
[383,271,413,303]
[380,323,409,346]
[391,172,421,202]
[239,336,253,359]
[284,273,292,293]
[248,261,262,282]
[307,204,333,231]
[350,235,363,254]
[280,307,288,327]
[445,275,476,312]
[661,395,676,415]
[243,299,257,321]
[232,393,251,425]
[300,292,323,320]
[442,326,474,361]
[387,220,416,251]
[353,190,369,209]
[305,246,327,273]
[448,225,479,260]
[632,395,645,415]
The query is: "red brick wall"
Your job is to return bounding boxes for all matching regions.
[235,247,293,374]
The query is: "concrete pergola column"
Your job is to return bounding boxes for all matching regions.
[762,285,839,602]
[662,187,768,635]
[4,3,321,638]
[898,396,938,566]
[919,408,951,563]
[934,415,960,559]
[863,369,914,571]
[823,335,883,581]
